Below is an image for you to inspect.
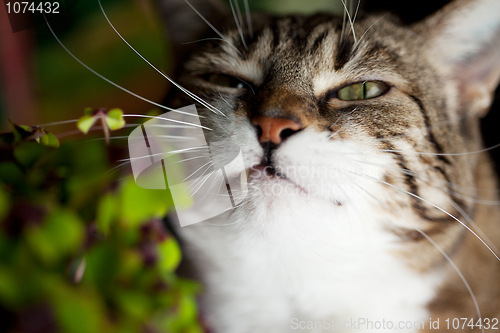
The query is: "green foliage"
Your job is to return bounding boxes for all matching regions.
[106,109,126,131]
[0,122,203,333]
[77,108,126,145]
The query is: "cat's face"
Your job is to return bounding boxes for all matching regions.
[162,0,500,264]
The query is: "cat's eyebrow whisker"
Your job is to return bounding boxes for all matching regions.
[339,0,349,45]
[351,0,361,27]
[97,0,228,120]
[243,0,253,39]
[181,0,244,60]
[351,183,485,333]
[339,0,357,44]
[42,14,199,119]
[230,0,248,50]
[182,38,244,59]
[353,14,388,51]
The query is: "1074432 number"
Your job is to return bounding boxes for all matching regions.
[5,2,60,14]
[445,318,499,330]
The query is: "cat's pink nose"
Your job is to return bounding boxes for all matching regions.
[252,116,302,145]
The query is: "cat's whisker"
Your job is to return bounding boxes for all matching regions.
[181,37,227,45]
[351,158,500,252]
[87,136,129,142]
[55,125,121,139]
[147,124,206,129]
[444,188,500,205]
[37,119,78,127]
[338,167,500,269]
[108,161,131,173]
[202,215,245,227]
[363,174,500,262]
[117,146,209,163]
[380,142,500,157]
[243,0,253,39]
[229,0,248,51]
[362,111,500,157]
[235,1,245,31]
[351,183,485,333]
[218,90,233,108]
[42,14,197,119]
[188,168,219,198]
[182,37,244,59]
[328,106,358,138]
[114,154,205,171]
[448,198,500,255]
[339,0,347,45]
[55,129,88,139]
[181,0,244,60]
[370,111,472,142]
[180,161,214,184]
[353,14,388,51]
[155,135,195,140]
[97,0,229,119]
[166,155,207,166]
[354,159,500,203]
[351,0,361,28]
[339,0,357,43]
[122,114,212,131]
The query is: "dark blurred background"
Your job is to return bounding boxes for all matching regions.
[0,0,170,134]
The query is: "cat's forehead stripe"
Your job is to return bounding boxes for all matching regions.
[220,15,356,90]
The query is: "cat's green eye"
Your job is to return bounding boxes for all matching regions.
[336,81,388,101]
[205,74,245,89]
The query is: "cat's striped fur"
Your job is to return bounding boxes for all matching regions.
[159,0,500,331]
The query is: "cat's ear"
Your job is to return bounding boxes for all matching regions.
[415,0,500,116]
[156,0,230,57]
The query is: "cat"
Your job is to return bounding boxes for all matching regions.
[156,0,500,332]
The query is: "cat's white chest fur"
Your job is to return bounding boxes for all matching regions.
[177,185,443,333]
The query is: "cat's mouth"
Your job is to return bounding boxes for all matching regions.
[249,162,308,194]
[251,142,290,179]
[247,142,309,193]
[251,163,285,178]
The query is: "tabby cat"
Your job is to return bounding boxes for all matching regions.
[156,0,500,331]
